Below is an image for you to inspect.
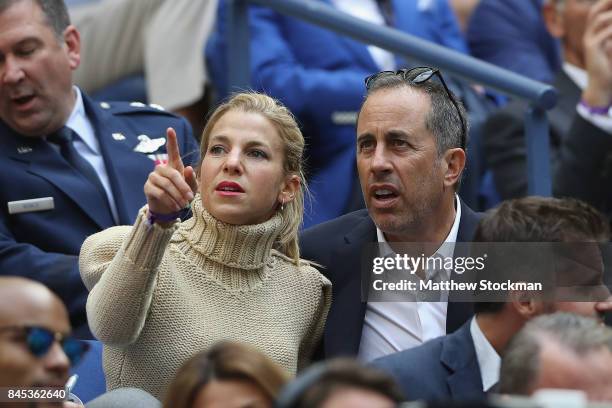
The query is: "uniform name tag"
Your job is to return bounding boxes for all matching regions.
[8,197,54,214]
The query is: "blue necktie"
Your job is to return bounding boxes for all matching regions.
[47,127,109,203]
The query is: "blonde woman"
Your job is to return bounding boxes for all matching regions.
[79,92,331,399]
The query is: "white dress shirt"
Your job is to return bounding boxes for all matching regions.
[470,317,500,392]
[64,86,119,222]
[358,195,462,362]
[331,0,396,71]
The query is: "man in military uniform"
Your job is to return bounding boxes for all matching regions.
[0,0,199,337]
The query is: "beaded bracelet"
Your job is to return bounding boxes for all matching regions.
[579,99,611,116]
[147,209,182,225]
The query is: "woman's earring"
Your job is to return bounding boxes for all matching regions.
[280,200,285,212]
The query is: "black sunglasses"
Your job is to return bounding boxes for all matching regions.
[0,326,90,366]
[364,67,467,151]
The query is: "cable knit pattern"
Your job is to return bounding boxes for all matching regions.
[80,198,331,400]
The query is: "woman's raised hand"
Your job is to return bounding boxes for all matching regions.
[144,128,198,215]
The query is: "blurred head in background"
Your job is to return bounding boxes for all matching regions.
[277,359,403,408]
[163,341,289,408]
[500,312,612,401]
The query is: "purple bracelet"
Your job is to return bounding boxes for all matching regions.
[147,209,181,225]
[579,99,611,116]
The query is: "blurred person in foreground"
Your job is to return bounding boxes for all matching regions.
[80,92,331,399]
[0,276,84,407]
[0,276,158,407]
[276,359,403,408]
[372,196,612,402]
[500,312,612,401]
[0,0,198,337]
[164,341,289,408]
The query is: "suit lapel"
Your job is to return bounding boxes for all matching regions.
[83,95,155,225]
[5,125,115,229]
[440,322,484,399]
[456,199,481,243]
[549,71,581,138]
[447,200,481,333]
[325,212,377,357]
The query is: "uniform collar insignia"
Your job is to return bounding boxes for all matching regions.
[134,135,166,153]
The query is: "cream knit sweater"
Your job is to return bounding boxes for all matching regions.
[79,198,331,400]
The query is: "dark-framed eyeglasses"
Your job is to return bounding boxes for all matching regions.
[364,67,467,151]
[0,326,90,366]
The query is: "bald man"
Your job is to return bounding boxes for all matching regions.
[0,277,160,408]
[0,277,78,407]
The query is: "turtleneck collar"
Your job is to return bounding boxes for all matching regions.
[172,195,283,270]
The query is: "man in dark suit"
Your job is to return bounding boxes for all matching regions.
[483,0,612,219]
[0,0,198,337]
[301,67,481,360]
[372,196,612,402]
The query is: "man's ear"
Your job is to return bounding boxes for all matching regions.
[510,289,545,320]
[542,1,564,38]
[442,148,466,188]
[278,174,301,205]
[63,25,81,70]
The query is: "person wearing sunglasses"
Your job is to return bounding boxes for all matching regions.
[0,277,161,408]
[301,67,483,361]
[0,277,87,407]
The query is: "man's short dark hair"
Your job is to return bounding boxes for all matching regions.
[360,70,469,157]
[473,197,610,314]
[0,0,70,38]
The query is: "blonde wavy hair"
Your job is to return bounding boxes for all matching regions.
[198,92,307,264]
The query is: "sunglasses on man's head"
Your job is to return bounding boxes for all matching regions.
[0,326,90,366]
[364,67,467,151]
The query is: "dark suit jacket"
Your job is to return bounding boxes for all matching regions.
[484,71,612,219]
[300,199,482,358]
[0,93,199,336]
[371,320,484,402]
[467,0,560,83]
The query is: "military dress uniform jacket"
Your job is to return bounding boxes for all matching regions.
[0,93,199,335]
